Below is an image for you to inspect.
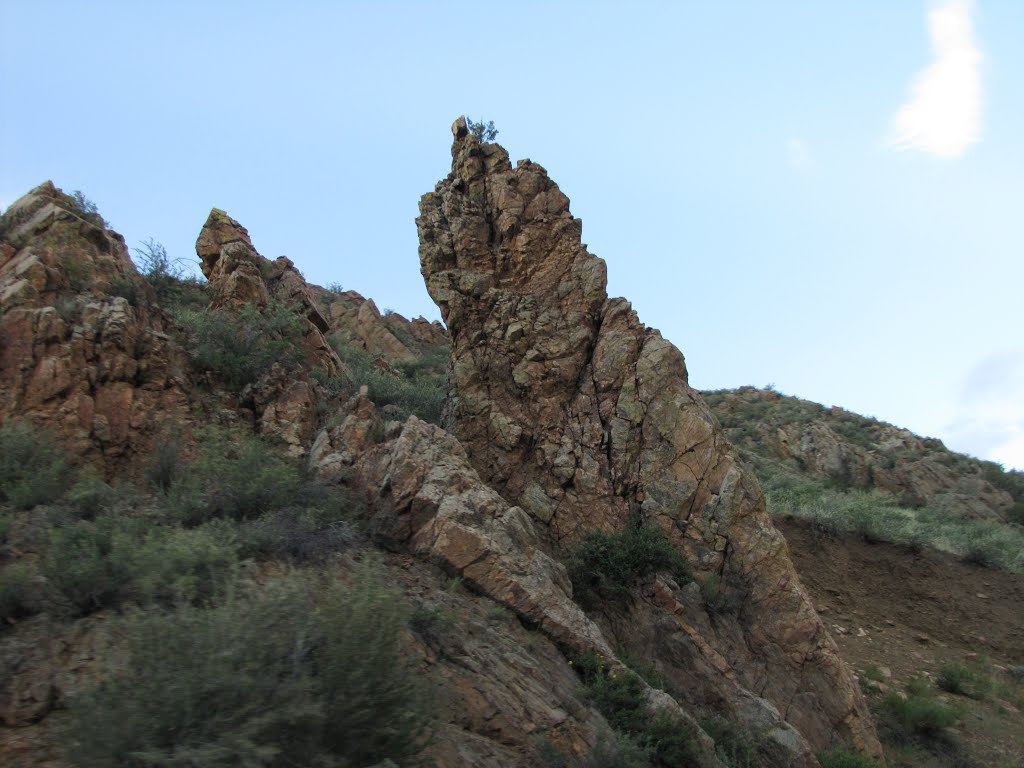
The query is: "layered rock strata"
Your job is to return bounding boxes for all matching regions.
[414,118,882,758]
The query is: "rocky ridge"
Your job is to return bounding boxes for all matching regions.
[0,123,890,767]
[704,386,1016,520]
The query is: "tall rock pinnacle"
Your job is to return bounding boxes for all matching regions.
[417,118,882,757]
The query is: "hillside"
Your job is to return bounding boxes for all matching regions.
[1,120,1020,768]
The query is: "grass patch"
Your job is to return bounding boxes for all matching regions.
[159,429,313,526]
[878,676,963,747]
[763,466,1024,573]
[699,715,757,767]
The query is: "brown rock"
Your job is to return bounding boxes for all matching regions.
[415,120,881,759]
[0,182,193,476]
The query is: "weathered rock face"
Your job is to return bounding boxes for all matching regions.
[416,118,881,758]
[194,209,345,451]
[313,284,447,363]
[705,387,1014,520]
[0,183,191,473]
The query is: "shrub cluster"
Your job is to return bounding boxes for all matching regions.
[328,341,445,424]
[176,301,306,389]
[816,747,877,768]
[566,523,692,608]
[64,562,431,768]
[878,676,963,746]
[0,421,69,510]
[132,238,208,310]
[571,653,703,768]
[762,464,1024,573]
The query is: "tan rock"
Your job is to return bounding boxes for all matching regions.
[415,120,881,759]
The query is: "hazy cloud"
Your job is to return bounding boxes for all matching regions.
[786,139,811,168]
[946,348,1024,469]
[888,0,982,158]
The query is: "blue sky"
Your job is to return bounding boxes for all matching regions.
[2,1,1022,468]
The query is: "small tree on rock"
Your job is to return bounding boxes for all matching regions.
[467,118,498,142]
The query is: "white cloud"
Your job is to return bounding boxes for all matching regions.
[786,139,811,168]
[888,0,982,158]
[946,348,1024,469]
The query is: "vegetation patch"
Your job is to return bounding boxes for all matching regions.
[64,562,431,767]
[816,746,877,768]
[176,300,306,389]
[570,652,703,768]
[0,421,70,510]
[762,464,1024,573]
[566,523,692,608]
[326,341,446,424]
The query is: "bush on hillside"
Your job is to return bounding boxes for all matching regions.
[132,238,208,309]
[328,342,445,424]
[816,747,876,768]
[0,422,69,510]
[64,564,431,767]
[566,523,692,608]
[160,429,312,526]
[176,301,305,389]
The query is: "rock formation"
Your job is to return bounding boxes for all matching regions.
[413,117,882,759]
[313,285,447,363]
[0,183,191,474]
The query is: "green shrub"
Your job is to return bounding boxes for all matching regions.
[177,301,306,389]
[239,507,354,563]
[816,746,877,768]
[331,342,445,424]
[44,518,129,614]
[131,239,208,310]
[571,652,701,768]
[65,564,431,767]
[65,577,326,767]
[145,430,182,492]
[880,686,961,742]
[68,190,108,228]
[700,716,757,768]
[160,430,310,525]
[567,523,692,608]
[124,521,240,606]
[317,560,432,764]
[65,466,116,519]
[0,561,38,624]
[467,118,498,142]
[936,664,971,696]
[0,421,69,510]
[107,275,138,306]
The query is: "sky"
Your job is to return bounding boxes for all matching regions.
[2,1,1022,469]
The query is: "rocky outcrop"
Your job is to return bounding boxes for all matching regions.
[313,284,447,363]
[0,183,191,474]
[194,209,345,451]
[313,404,728,768]
[705,387,1014,520]
[414,118,881,759]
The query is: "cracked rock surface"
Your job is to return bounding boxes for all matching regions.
[415,117,882,758]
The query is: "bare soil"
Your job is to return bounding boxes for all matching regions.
[778,517,1024,767]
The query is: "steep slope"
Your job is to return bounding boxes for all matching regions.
[704,386,1018,521]
[413,117,881,759]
